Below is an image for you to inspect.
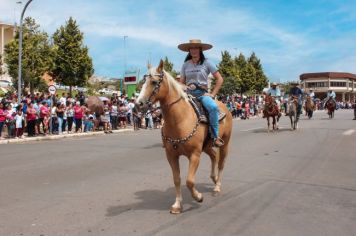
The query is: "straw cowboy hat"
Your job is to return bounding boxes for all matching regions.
[271,82,278,86]
[178,39,213,52]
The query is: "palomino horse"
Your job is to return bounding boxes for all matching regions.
[305,96,315,119]
[137,60,233,214]
[288,96,298,130]
[263,95,280,132]
[325,98,336,119]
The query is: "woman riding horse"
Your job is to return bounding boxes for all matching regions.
[136,41,232,214]
[179,39,224,147]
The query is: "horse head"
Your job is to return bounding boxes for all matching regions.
[136,60,169,107]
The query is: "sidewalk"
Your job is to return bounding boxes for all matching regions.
[0,128,134,144]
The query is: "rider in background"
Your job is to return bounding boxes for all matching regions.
[267,82,281,115]
[324,89,336,108]
[289,82,303,119]
[308,89,315,100]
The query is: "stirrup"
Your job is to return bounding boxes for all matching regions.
[213,137,225,147]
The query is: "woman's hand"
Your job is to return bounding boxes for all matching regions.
[204,93,215,98]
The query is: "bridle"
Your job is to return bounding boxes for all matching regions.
[142,71,183,109]
[143,71,164,106]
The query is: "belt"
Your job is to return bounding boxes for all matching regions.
[187,83,208,92]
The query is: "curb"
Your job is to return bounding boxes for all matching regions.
[0,128,134,144]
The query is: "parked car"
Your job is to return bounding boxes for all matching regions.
[98,88,114,95]
[0,80,12,88]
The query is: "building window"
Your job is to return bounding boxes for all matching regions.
[330,82,346,87]
[306,82,327,88]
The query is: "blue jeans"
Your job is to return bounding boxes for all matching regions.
[0,122,4,137]
[189,89,219,138]
[57,117,63,133]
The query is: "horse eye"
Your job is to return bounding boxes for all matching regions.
[151,80,158,85]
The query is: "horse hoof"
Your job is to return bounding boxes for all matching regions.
[212,190,220,196]
[170,206,182,214]
[193,194,204,203]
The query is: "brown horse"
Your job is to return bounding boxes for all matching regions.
[263,95,280,132]
[137,60,233,214]
[305,96,315,119]
[325,98,336,119]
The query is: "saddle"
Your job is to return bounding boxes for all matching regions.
[188,95,226,124]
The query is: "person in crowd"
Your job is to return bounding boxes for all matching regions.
[59,92,66,105]
[56,103,65,134]
[83,111,94,132]
[1,103,8,139]
[15,107,24,138]
[110,101,118,130]
[26,102,37,137]
[39,101,49,134]
[66,102,74,133]
[118,102,127,129]
[144,109,153,129]
[5,104,16,138]
[132,102,140,131]
[51,102,58,134]
[74,101,84,132]
[127,98,135,125]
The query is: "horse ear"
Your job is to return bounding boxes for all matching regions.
[147,61,152,69]
[157,59,164,73]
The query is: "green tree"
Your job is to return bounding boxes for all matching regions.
[4,17,53,93]
[51,17,94,94]
[219,76,239,96]
[213,51,239,96]
[240,63,256,94]
[247,52,268,93]
[162,56,177,77]
[217,51,234,78]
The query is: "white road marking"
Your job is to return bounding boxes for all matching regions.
[342,129,355,136]
[241,127,264,132]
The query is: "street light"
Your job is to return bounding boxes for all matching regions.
[18,0,33,100]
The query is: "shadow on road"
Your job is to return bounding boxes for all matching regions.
[106,183,214,216]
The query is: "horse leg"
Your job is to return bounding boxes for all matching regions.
[214,143,230,193]
[204,147,218,185]
[166,153,183,214]
[290,116,293,130]
[267,117,270,132]
[187,152,203,202]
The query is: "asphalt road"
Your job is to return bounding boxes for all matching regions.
[1,110,355,236]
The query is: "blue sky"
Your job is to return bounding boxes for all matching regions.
[1,0,356,82]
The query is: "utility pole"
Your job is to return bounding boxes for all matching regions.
[18,0,33,100]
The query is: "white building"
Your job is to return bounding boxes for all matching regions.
[300,72,356,102]
[0,22,16,83]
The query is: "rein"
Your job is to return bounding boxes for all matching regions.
[161,97,201,150]
[143,71,201,150]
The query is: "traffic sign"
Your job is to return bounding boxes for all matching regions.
[48,85,56,95]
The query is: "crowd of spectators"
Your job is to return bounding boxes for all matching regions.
[0,91,163,140]
[1,91,355,140]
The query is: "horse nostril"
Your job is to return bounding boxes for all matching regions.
[140,102,144,107]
